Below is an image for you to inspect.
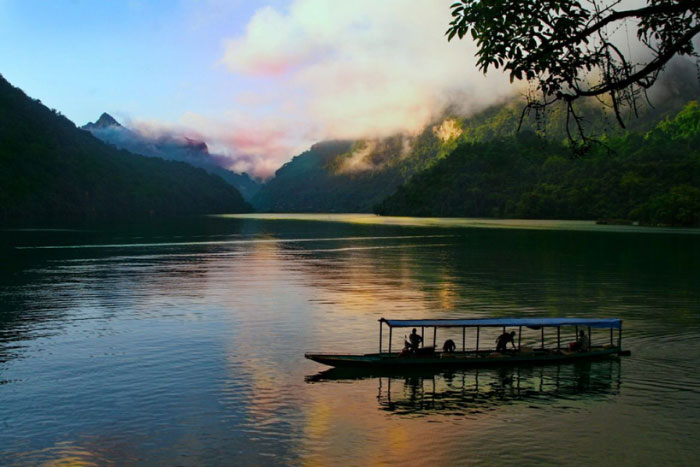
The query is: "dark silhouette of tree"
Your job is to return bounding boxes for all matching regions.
[0,74,252,224]
[447,0,700,149]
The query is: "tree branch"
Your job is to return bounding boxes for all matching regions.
[573,22,700,98]
[524,1,698,66]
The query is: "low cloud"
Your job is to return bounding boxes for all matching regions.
[116,0,695,180]
[211,0,515,177]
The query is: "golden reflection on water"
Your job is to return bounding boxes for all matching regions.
[2,216,700,464]
[298,361,622,465]
[16,439,119,467]
[298,395,423,467]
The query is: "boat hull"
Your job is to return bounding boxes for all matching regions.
[305,348,622,369]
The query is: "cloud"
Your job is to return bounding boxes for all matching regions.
[211,0,515,177]
[178,111,312,179]
[136,0,696,180]
[221,5,314,76]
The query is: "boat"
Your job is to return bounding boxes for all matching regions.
[305,317,630,369]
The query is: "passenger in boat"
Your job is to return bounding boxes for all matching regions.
[443,339,456,353]
[408,328,423,352]
[496,331,516,352]
[576,330,589,351]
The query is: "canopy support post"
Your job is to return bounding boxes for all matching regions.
[462,327,466,352]
[557,327,561,351]
[476,327,480,353]
[610,328,613,346]
[379,321,383,354]
[421,327,424,348]
[541,327,544,350]
[433,327,437,348]
[618,327,622,349]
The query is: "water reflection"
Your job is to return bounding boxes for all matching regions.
[2,216,700,464]
[307,361,621,416]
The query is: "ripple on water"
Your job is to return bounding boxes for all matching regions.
[2,220,700,464]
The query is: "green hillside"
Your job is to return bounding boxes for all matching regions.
[252,125,459,212]
[252,140,405,212]
[0,74,252,224]
[376,102,700,226]
[253,64,698,215]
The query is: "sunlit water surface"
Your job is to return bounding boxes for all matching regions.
[1,214,700,465]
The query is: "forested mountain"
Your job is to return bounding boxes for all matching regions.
[252,122,461,212]
[376,102,700,226]
[253,63,699,225]
[0,74,252,224]
[253,125,459,212]
[82,113,261,200]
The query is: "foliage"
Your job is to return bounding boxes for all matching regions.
[83,114,261,201]
[447,0,700,148]
[252,125,454,213]
[250,59,699,223]
[0,75,251,225]
[375,101,700,226]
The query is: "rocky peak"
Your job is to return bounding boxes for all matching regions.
[83,112,121,130]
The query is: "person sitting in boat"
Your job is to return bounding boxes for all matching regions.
[576,330,589,351]
[443,339,456,353]
[496,331,516,352]
[408,328,423,352]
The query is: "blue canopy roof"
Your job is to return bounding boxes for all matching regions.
[380,318,621,329]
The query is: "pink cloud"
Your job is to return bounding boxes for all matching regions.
[218,0,514,147]
[157,1,517,180]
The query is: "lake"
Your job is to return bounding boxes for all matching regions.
[1,214,700,465]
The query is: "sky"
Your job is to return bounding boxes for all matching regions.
[0,0,516,178]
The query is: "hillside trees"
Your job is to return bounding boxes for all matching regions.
[447,0,700,148]
[375,101,700,226]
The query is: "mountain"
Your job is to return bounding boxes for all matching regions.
[253,60,700,221]
[82,114,261,200]
[83,112,121,130]
[375,102,700,226]
[0,74,252,224]
[252,140,396,212]
[252,124,460,212]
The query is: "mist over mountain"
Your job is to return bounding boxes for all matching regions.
[0,74,251,224]
[376,101,700,226]
[252,62,700,224]
[82,114,260,200]
[251,123,460,213]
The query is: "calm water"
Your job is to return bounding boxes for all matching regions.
[1,214,700,465]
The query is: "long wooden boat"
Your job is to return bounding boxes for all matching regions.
[305,317,629,369]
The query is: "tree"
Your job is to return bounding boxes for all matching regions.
[447,0,700,149]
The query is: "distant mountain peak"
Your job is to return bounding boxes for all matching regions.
[84,112,121,130]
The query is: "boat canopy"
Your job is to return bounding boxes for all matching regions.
[379,317,621,329]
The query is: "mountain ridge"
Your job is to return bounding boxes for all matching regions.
[252,61,700,218]
[0,73,252,224]
[82,114,261,200]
